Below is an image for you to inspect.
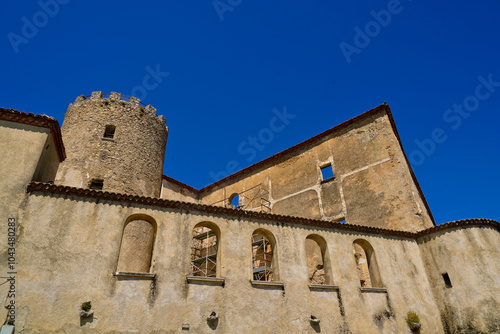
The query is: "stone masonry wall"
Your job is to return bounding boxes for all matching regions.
[55,92,168,197]
[14,189,445,334]
[199,107,434,232]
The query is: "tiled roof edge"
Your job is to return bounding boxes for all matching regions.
[27,182,412,237]
[0,108,66,162]
[415,218,500,238]
[26,182,500,238]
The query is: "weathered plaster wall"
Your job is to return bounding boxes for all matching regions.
[200,110,433,232]
[0,121,51,196]
[55,92,168,197]
[13,191,445,333]
[0,121,55,325]
[160,178,199,203]
[418,226,500,333]
[32,134,60,183]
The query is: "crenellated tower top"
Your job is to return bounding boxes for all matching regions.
[55,91,168,197]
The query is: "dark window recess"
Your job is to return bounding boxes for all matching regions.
[103,125,116,139]
[89,179,104,190]
[442,273,452,288]
[321,165,334,180]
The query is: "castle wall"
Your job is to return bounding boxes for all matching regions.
[0,121,60,325]
[32,133,60,183]
[55,92,168,197]
[160,177,199,203]
[13,189,445,334]
[418,225,500,333]
[199,108,434,232]
[0,121,52,196]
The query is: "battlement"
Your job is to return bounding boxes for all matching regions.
[72,91,166,126]
[57,91,169,197]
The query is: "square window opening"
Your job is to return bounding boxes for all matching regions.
[103,125,116,139]
[320,164,334,181]
[442,273,452,288]
[89,179,104,190]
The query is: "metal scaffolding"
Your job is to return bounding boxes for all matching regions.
[252,233,273,281]
[191,227,217,277]
[211,184,271,213]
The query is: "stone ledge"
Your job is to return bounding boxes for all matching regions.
[308,284,339,291]
[320,176,336,184]
[113,271,156,279]
[251,280,284,288]
[360,287,387,293]
[186,276,225,286]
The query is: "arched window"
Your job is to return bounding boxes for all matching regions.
[191,223,220,277]
[252,229,277,281]
[116,215,156,273]
[352,239,382,288]
[229,193,240,209]
[306,235,332,285]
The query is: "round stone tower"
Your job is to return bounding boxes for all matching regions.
[55,91,168,197]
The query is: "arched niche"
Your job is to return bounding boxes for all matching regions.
[352,239,382,288]
[116,214,157,273]
[306,234,333,285]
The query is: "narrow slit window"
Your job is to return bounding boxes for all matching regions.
[89,179,103,190]
[320,164,334,181]
[103,125,116,139]
[442,273,452,288]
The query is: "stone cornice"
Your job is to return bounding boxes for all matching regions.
[0,108,66,162]
[26,182,499,239]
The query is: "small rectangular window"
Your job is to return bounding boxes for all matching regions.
[103,125,116,139]
[89,179,104,190]
[442,273,452,288]
[320,164,334,181]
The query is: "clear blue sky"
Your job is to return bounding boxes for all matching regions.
[1,1,499,225]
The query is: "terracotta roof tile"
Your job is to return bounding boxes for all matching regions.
[27,182,499,239]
